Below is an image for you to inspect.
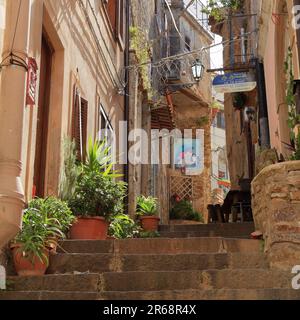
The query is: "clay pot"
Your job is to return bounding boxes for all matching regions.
[140,216,160,232]
[70,216,108,240]
[11,245,49,276]
[46,237,59,255]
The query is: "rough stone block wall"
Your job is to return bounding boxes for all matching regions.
[252,161,300,270]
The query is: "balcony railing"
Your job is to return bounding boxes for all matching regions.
[183,0,213,36]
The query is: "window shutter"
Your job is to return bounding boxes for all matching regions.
[72,86,88,162]
[104,0,117,36]
[80,99,88,162]
[72,86,81,160]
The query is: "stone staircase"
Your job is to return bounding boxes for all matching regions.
[1,223,300,300]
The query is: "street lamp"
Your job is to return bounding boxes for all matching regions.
[192,59,205,82]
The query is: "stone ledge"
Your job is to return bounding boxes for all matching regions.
[252,161,300,270]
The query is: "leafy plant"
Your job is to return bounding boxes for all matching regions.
[136,196,158,217]
[109,214,140,239]
[69,139,127,219]
[129,26,155,99]
[138,231,160,238]
[232,92,247,110]
[59,137,79,201]
[170,200,204,222]
[203,0,243,21]
[13,206,65,265]
[196,116,210,127]
[29,197,75,235]
[285,47,300,142]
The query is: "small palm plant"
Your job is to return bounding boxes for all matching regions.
[136,195,160,232]
[136,196,158,217]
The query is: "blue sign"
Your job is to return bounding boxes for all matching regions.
[213,72,256,93]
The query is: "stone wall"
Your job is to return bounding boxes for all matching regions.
[252,161,300,270]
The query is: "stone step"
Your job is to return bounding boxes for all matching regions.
[101,269,293,291]
[59,237,262,254]
[47,253,268,274]
[6,269,293,293]
[158,232,250,239]
[1,288,300,300]
[160,222,254,232]
[0,291,100,300]
[7,274,101,292]
[159,223,255,238]
[101,288,300,300]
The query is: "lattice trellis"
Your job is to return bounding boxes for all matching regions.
[170,175,194,200]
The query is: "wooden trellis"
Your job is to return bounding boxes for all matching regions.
[169,175,194,200]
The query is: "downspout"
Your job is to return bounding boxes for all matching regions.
[255,59,271,149]
[294,0,300,114]
[0,0,31,247]
[124,0,130,212]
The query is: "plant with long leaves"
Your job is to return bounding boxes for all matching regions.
[13,206,65,265]
[29,197,76,235]
[69,138,127,218]
[136,196,158,217]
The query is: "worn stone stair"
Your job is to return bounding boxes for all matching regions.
[1,223,300,300]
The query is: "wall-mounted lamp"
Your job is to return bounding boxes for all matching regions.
[191,59,205,82]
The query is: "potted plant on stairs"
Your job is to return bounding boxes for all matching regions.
[28,197,75,254]
[136,196,160,232]
[11,206,64,276]
[68,139,127,240]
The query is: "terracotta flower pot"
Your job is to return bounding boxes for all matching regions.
[140,216,160,232]
[46,237,59,255]
[12,245,49,276]
[70,216,108,240]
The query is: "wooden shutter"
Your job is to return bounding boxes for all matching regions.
[104,0,117,36]
[80,98,88,162]
[72,86,88,162]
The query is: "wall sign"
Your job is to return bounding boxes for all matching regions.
[26,57,38,105]
[213,72,256,93]
[174,137,204,176]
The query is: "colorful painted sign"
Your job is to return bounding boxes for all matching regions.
[213,72,256,93]
[174,138,204,175]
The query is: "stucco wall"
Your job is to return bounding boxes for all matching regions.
[18,0,125,200]
[252,161,300,270]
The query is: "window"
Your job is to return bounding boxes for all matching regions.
[103,0,124,43]
[216,112,226,130]
[72,87,88,162]
[184,36,191,52]
[96,104,114,160]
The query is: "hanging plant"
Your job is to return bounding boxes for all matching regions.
[232,92,247,110]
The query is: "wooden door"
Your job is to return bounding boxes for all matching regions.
[33,34,53,198]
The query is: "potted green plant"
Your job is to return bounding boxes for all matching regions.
[109,214,140,239]
[28,197,75,253]
[68,139,127,240]
[170,199,204,222]
[11,206,64,276]
[136,196,160,232]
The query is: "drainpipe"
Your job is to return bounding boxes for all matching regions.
[255,59,271,149]
[294,0,300,113]
[124,0,130,212]
[0,0,31,247]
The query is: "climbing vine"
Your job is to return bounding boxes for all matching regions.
[284,46,300,159]
[129,26,154,99]
[203,0,244,21]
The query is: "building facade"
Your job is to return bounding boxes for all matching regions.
[0,0,127,246]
